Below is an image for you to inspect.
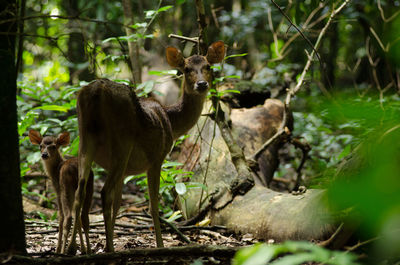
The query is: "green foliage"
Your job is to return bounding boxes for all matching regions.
[18,78,80,201]
[324,95,400,259]
[233,241,358,265]
[124,160,200,215]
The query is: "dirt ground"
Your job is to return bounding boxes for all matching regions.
[21,176,258,264]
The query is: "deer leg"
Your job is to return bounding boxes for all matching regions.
[66,139,95,254]
[101,151,131,252]
[111,179,124,228]
[77,218,86,254]
[81,174,93,254]
[62,208,73,254]
[56,199,64,253]
[147,164,164,247]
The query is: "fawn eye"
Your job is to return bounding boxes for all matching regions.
[184,67,192,73]
[205,64,211,71]
[39,144,43,149]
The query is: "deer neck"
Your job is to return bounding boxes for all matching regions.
[165,83,207,140]
[42,153,64,193]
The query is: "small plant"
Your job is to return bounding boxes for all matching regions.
[124,160,202,216]
[233,241,359,265]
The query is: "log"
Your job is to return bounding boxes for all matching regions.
[178,98,335,241]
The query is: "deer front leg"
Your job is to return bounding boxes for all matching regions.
[147,164,164,247]
[66,144,95,254]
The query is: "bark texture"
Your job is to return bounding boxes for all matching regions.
[178,98,335,241]
[0,0,26,253]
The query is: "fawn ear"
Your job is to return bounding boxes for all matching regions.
[28,129,42,145]
[206,41,225,64]
[166,47,184,68]
[57,132,70,146]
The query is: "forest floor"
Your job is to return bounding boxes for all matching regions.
[21,176,259,264]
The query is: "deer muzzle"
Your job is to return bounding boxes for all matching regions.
[195,80,209,92]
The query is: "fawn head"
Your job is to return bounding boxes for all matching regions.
[166,41,225,94]
[28,130,70,161]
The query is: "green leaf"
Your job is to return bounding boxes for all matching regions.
[337,144,351,160]
[157,5,173,12]
[233,243,275,265]
[162,161,183,168]
[130,22,147,29]
[32,105,69,112]
[224,53,248,60]
[175,183,187,195]
[148,69,178,76]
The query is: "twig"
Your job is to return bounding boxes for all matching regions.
[377,0,400,22]
[142,210,191,244]
[159,216,191,244]
[318,223,344,247]
[291,137,311,190]
[168,33,199,44]
[270,0,323,66]
[345,237,379,252]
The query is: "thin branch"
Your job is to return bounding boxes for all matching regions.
[0,14,128,28]
[168,33,199,44]
[318,223,344,247]
[249,0,351,161]
[377,0,400,23]
[291,137,311,190]
[270,0,323,66]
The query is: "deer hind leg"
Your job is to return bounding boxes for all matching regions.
[65,138,95,254]
[101,148,131,252]
[147,163,164,247]
[81,172,94,254]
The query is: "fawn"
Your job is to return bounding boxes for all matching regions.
[67,41,225,252]
[28,130,94,254]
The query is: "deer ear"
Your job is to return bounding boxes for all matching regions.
[57,132,70,146]
[28,129,42,145]
[206,41,225,64]
[166,47,185,68]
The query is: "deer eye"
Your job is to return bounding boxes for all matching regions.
[205,64,211,71]
[184,67,192,73]
[39,144,43,149]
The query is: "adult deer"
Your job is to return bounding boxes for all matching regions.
[28,130,93,254]
[67,41,225,252]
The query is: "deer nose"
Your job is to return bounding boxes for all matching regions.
[41,153,49,159]
[195,80,208,91]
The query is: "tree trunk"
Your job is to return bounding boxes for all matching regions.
[62,0,95,83]
[0,0,26,254]
[122,0,142,84]
[178,99,335,241]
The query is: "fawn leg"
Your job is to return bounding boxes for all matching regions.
[56,198,64,253]
[62,209,73,254]
[147,164,164,247]
[66,139,95,254]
